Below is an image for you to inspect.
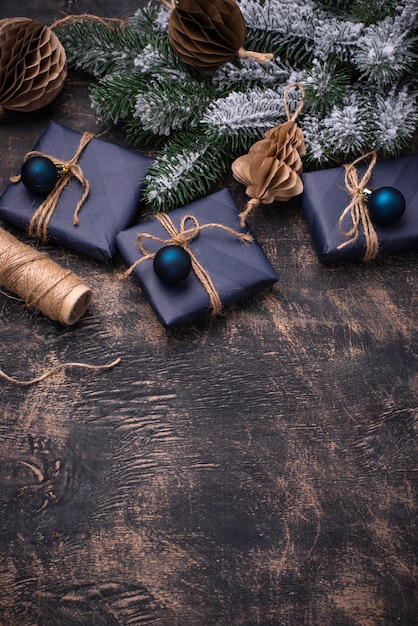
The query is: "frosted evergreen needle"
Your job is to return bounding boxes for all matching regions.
[55,0,418,212]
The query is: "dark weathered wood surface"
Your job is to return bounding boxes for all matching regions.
[1,2,418,624]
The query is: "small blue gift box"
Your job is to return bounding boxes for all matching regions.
[116,188,278,328]
[0,121,152,262]
[301,152,418,264]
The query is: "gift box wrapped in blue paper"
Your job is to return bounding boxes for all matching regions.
[0,121,152,262]
[116,188,278,328]
[301,152,418,265]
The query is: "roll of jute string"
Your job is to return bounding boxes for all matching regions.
[0,227,92,325]
[337,150,380,262]
[0,228,121,385]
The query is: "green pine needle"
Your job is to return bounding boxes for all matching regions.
[56,1,418,211]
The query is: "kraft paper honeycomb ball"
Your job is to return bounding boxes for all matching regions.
[168,0,246,69]
[232,119,306,204]
[0,17,67,112]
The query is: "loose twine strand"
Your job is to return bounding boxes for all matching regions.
[337,150,380,262]
[50,14,125,30]
[119,213,253,316]
[10,132,94,241]
[0,358,121,386]
[238,81,305,226]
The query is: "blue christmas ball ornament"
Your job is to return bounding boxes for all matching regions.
[153,245,192,285]
[367,186,406,225]
[20,156,59,194]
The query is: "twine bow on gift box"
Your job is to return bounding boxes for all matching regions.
[119,212,253,315]
[337,151,380,262]
[10,131,94,242]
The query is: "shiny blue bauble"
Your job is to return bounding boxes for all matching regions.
[368,186,406,225]
[20,156,59,194]
[153,245,192,285]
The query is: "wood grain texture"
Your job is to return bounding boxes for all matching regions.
[1,1,418,624]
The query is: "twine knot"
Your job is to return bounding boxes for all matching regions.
[11,131,94,242]
[337,150,379,262]
[119,212,253,316]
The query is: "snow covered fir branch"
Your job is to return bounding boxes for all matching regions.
[55,0,418,212]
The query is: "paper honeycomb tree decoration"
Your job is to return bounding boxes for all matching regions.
[167,0,272,69]
[231,83,306,226]
[0,17,67,112]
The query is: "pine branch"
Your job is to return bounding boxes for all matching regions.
[56,0,418,210]
[240,0,322,67]
[143,134,229,212]
[315,0,353,14]
[126,3,169,33]
[210,57,290,90]
[89,71,147,123]
[369,87,418,154]
[349,0,399,25]
[132,77,218,137]
[312,17,364,63]
[121,76,219,148]
[200,88,287,148]
[302,60,352,115]
[321,94,371,158]
[56,21,144,76]
[89,31,208,126]
[353,18,418,88]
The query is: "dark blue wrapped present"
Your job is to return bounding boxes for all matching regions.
[116,188,278,328]
[0,122,152,262]
[301,152,418,264]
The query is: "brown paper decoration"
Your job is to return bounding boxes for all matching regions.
[167,0,273,69]
[0,17,67,112]
[231,82,306,226]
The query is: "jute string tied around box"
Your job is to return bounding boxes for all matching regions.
[119,212,253,315]
[337,150,380,262]
[10,131,95,242]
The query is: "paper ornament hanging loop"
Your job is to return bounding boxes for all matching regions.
[167,0,273,69]
[232,82,306,226]
[0,17,67,112]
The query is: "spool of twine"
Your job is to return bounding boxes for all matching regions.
[0,228,92,325]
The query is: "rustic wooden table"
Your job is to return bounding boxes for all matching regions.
[1,1,417,625]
